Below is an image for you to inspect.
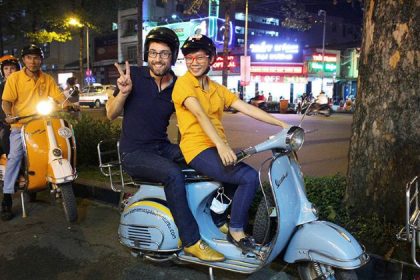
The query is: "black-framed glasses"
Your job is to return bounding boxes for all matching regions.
[148,50,172,59]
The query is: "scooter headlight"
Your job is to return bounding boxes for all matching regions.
[286,126,305,151]
[36,100,54,115]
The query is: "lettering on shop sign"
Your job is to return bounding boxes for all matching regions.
[250,42,299,62]
[312,54,337,62]
[250,65,303,74]
[212,55,238,70]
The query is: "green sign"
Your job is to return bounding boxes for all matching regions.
[308,61,337,73]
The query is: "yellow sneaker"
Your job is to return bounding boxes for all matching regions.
[218,223,229,234]
[184,240,225,262]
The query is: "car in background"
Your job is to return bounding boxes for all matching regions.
[79,84,116,108]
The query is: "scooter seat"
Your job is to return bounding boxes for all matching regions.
[130,177,164,186]
[182,169,212,182]
[129,169,212,186]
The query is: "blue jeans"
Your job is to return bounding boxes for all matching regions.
[3,129,24,194]
[121,142,200,247]
[190,147,259,231]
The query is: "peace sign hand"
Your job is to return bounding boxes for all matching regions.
[114,61,132,95]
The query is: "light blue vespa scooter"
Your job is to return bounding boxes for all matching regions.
[98,122,369,279]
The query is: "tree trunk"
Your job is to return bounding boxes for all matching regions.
[346,0,419,223]
[136,0,143,67]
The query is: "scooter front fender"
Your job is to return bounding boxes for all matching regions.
[284,220,369,269]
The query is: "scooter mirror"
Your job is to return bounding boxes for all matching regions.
[36,100,54,116]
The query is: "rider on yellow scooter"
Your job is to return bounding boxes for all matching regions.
[1,44,76,221]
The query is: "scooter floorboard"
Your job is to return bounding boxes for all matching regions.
[178,252,261,274]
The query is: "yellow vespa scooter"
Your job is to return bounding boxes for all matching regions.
[0,100,78,222]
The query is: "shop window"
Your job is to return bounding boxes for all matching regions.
[127,46,137,62]
[123,19,137,37]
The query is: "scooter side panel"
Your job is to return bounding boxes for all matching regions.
[22,119,49,190]
[120,200,181,251]
[284,220,368,269]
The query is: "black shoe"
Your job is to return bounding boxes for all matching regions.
[1,206,14,221]
[1,194,14,221]
[226,232,258,254]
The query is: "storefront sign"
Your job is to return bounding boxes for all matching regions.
[249,42,300,62]
[308,61,336,73]
[212,55,239,71]
[251,75,306,83]
[311,54,337,62]
[250,64,303,75]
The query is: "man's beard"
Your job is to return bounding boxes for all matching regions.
[149,63,170,77]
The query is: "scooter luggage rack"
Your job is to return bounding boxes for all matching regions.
[396,175,420,267]
[97,140,132,192]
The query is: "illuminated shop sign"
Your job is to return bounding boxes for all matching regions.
[212,55,239,71]
[250,64,303,75]
[308,62,337,73]
[251,75,307,84]
[250,42,300,62]
[312,54,337,62]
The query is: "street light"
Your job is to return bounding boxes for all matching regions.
[66,17,90,86]
[318,9,326,92]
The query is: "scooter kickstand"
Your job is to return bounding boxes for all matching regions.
[208,267,214,280]
[20,192,27,218]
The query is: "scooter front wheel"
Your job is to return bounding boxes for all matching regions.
[297,262,358,280]
[58,183,78,223]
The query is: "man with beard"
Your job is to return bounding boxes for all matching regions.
[1,44,71,220]
[107,27,224,261]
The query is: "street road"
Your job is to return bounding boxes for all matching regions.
[223,112,353,178]
[85,107,353,177]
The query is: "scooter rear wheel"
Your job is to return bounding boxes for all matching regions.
[297,262,358,280]
[59,183,78,223]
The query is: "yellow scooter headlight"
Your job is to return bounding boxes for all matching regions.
[36,100,54,116]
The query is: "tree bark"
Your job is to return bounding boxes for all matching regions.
[346,0,420,222]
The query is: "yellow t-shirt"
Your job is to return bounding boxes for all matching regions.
[173,71,238,163]
[2,68,65,128]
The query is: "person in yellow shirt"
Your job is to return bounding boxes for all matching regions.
[0,55,21,156]
[173,35,289,253]
[1,44,70,221]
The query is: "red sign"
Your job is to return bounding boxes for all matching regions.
[211,55,239,71]
[311,53,337,62]
[250,64,304,75]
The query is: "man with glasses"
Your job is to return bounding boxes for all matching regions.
[106,27,224,261]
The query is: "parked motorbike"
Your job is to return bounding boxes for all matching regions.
[396,176,420,267]
[0,100,78,222]
[301,100,332,117]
